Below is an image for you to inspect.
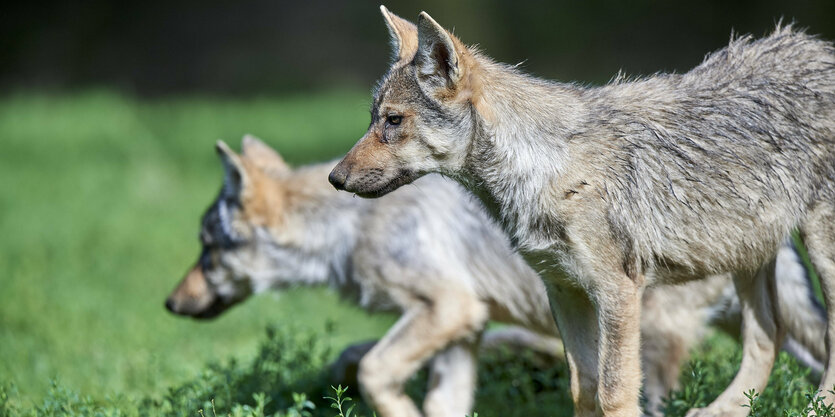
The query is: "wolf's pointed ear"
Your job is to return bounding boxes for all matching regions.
[215,140,247,196]
[381,5,418,63]
[415,11,462,91]
[241,134,289,173]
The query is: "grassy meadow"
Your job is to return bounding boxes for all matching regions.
[0,90,395,399]
[0,91,830,416]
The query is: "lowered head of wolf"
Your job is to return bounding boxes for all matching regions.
[329,7,490,197]
[166,136,338,319]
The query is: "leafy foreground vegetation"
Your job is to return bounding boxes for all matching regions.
[1,325,831,417]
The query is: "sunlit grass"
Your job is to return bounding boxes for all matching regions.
[0,90,394,401]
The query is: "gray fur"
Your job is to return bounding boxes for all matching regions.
[330,11,835,416]
[462,26,835,280]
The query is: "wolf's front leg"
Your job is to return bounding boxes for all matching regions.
[801,200,835,410]
[594,275,644,417]
[547,283,602,417]
[423,341,479,417]
[358,291,488,417]
[640,284,710,417]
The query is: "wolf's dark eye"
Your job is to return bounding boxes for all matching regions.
[386,115,402,126]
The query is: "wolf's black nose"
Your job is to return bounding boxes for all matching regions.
[165,298,176,313]
[329,166,348,190]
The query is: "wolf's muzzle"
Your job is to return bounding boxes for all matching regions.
[329,165,349,190]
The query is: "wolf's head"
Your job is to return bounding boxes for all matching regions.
[165,136,306,319]
[329,7,486,197]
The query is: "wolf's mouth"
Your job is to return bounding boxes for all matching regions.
[188,296,243,320]
[191,298,227,319]
[354,170,417,198]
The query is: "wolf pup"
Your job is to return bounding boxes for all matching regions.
[168,137,826,417]
[329,7,835,416]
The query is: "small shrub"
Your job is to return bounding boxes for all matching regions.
[2,326,833,417]
[665,333,830,417]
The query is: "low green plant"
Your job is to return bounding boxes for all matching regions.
[664,333,832,417]
[2,326,833,417]
[324,385,373,417]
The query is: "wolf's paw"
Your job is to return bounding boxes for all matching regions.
[684,408,714,417]
[684,405,746,417]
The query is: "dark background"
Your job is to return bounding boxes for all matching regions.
[3,0,834,96]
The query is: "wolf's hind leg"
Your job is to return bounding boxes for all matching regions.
[640,285,708,417]
[330,340,377,391]
[801,200,835,409]
[686,261,783,417]
[547,283,602,417]
[423,341,479,417]
[358,288,488,417]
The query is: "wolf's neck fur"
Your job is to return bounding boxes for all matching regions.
[462,59,587,252]
[267,161,370,293]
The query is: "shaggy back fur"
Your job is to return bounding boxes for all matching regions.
[455,25,835,282]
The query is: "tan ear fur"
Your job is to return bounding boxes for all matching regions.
[381,6,418,63]
[240,134,289,173]
[416,11,462,84]
[413,11,488,113]
[213,139,287,230]
[216,140,247,183]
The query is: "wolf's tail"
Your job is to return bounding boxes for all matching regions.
[776,242,827,373]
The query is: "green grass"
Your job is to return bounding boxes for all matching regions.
[0,327,830,417]
[0,91,830,416]
[0,90,395,402]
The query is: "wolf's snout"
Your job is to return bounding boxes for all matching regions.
[329,164,349,190]
[166,265,219,318]
[164,298,176,313]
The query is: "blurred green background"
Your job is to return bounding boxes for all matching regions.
[0,90,399,401]
[1,0,833,413]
